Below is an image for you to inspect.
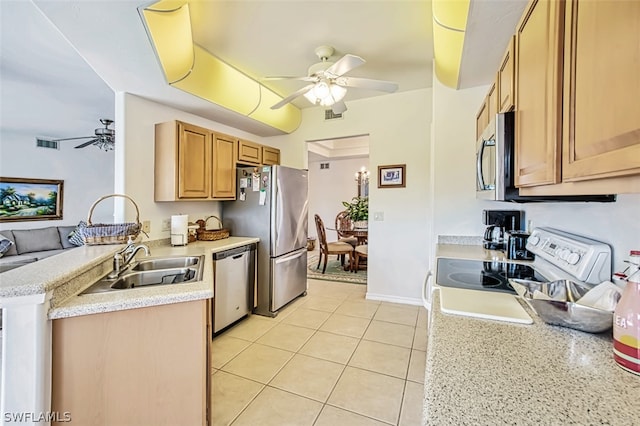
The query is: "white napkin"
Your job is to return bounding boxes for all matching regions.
[576,281,622,311]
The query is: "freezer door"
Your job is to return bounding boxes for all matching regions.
[270,247,307,311]
[271,166,309,256]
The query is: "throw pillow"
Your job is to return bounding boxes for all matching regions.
[58,226,77,249]
[13,227,63,254]
[68,221,87,247]
[0,234,14,258]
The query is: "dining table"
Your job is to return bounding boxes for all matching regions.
[340,228,368,246]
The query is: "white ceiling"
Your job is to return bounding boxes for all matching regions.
[0,0,526,144]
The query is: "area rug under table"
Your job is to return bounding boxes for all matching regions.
[306,250,367,285]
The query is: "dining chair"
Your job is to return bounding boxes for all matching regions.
[335,211,358,248]
[353,244,368,273]
[314,214,354,274]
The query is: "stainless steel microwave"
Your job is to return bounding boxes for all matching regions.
[476,112,615,203]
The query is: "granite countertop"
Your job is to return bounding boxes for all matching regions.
[423,243,640,425]
[0,236,259,318]
[48,237,259,319]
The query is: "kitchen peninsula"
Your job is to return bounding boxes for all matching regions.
[424,244,639,425]
[0,236,259,426]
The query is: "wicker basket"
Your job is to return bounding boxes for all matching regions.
[196,215,230,241]
[82,194,142,245]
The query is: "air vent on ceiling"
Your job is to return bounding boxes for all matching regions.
[324,109,343,120]
[320,162,330,170]
[36,138,59,150]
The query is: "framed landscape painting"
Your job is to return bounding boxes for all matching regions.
[0,177,63,221]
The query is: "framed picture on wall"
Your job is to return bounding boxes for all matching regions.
[0,177,64,221]
[378,164,406,188]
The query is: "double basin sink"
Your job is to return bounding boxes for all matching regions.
[81,255,205,294]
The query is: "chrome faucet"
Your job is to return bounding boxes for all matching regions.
[108,242,151,279]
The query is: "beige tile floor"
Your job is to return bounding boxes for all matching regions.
[211,279,428,426]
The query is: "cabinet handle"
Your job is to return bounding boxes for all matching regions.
[422,270,433,309]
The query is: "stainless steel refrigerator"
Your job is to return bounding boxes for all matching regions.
[222,165,308,317]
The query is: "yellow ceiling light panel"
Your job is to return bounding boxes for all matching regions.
[248,87,302,134]
[141,3,194,84]
[433,0,469,31]
[432,0,470,89]
[172,45,261,116]
[139,1,302,133]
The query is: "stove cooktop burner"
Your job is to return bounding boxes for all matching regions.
[436,258,547,294]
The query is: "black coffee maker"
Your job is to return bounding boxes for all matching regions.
[482,210,524,250]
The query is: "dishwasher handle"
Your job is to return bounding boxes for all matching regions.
[212,243,256,261]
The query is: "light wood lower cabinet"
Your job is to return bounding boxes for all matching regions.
[52,300,208,426]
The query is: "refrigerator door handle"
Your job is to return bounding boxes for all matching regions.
[275,248,306,264]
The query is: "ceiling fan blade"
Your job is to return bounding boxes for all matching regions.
[271,83,316,109]
[51,136,95,142]
[325,54,365,77]
[331,101,347,115]
[336,76,398,93]
[263,76,316,82]
[74,139,98,149]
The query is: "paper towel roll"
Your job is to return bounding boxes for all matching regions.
[171,214,189,246]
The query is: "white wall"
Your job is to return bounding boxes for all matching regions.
[307,156,369,241]
[0,129,115,230]
[267,89,433,304]
[431,77,640,272]
[117,93,279,241]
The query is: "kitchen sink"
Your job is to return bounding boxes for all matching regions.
[80,256,205,295]
[132,255,203,271]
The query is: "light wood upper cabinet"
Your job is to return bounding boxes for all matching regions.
[52,300,208,426]
[155,121,211,201]
[212,134,237,199]
[155,121,238,201]
[487,81,498,121]
[514,0,564,187]
[561,0,640,182]
[237,139,263,165]
[476,98,489,140]
[262,146,281,165]
[498,36,516,112]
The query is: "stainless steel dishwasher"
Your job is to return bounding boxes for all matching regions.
[212,243,256,334]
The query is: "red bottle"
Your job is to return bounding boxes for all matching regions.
[613,269,640,375]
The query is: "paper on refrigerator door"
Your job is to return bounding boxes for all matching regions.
[252,173,260,191]
[259,189,266,205]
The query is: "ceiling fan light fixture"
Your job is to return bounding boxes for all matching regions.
[303,81,347,107]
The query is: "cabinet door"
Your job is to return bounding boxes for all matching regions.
[562,0,640,181]
[52,301,207,426]
[476,99,488,140]
[212,134,237,199]
[237,139,262,165]
[178,122,211,198]
[262,146,281,165]
[514,0,564,187]
[498,36,516,112]
[488,81,498,121]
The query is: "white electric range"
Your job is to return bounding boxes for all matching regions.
[428,227,612,323]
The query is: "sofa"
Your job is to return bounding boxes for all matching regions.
[0,225,81,272]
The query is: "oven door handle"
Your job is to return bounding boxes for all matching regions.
[477,138,496,191]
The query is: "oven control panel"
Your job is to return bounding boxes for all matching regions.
[526,227,611,284]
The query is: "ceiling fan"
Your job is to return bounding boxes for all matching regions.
[52,119,115,151]
[265,46,399,114]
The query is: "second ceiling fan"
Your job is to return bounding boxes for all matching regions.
[266,46,398,114]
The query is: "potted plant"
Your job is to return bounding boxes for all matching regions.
[342,196,369,229]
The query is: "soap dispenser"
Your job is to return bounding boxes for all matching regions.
[613,268,640,375]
